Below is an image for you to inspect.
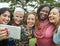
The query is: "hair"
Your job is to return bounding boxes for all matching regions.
[52,7,60,33]
[14,7,24,16]
[0,8,13,25]
[23,12,38,29]
[37,4,51,20]
[53,7,60,16]
[52,7,60,23]
[10,8,24,26]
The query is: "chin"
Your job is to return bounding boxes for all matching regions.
[29,26,33,28]
[15,22,20,24]
[50,21,54,23]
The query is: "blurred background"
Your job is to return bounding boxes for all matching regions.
[0,0,60,13]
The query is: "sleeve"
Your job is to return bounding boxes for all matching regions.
[53,26,60,44]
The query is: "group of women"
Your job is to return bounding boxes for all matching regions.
[0,4,60,46]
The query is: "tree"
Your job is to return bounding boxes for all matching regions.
[0,0,60,12]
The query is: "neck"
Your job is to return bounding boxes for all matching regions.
[26,25,32,30]
[39,19,48,22]
[12,23,21,26]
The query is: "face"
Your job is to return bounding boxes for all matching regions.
[13,11,23,25]
[39,7,50,21]
[0,11,10,25]
[49,8,60,25]
[27,14,35,28]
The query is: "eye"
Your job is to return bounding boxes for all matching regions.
[16,16,19,17]
[20,16,23,18]
[27,18,30,20]
[31,18,34,20]
[8,15,10,18]
[3,14,7,17]
[53,12,57,15]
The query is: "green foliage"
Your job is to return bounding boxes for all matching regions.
[0,0,60,12]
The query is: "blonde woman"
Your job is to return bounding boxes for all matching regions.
[49,7,60,46]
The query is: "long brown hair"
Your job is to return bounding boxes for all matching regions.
[23,12,38,29]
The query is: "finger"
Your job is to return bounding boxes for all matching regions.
[0,28,6,31]
[0,34,8,41]
[0,31,8,37]
[0,31,6,34]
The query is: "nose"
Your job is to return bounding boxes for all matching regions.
[29,19,33,22]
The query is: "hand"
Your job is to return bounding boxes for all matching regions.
[0,28,9,41]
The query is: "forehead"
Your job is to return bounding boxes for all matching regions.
[50,8,59,13]
[3,11,10,15]
[28,14,35,18]
[41,7,50,11]
[14,11,23,16]
[15,11,22,14]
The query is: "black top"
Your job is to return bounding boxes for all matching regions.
[0,39,8,46]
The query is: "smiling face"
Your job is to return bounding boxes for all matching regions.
[39,7,50,21]
[13,11,23,25]
[27,14,35,28]
[49,8,60,25]
[0,11,10,25]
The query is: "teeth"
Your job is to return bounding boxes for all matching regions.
[49,17,54,20]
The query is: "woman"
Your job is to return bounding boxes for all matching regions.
[9,7,24,46]
[34,4,56,46]
[0,8,12,46]
[49,7,60,46]
[12,7,24,26]
[20,12,38,46]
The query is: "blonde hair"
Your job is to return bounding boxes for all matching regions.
[14,7,24,16]
[52,7,60,33]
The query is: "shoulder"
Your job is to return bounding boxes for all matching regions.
[47,24,55,30]
[55,26,60,33]
[58,26,60,32]
[21,25,26,29]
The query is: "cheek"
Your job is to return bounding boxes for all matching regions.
[56,17,60,22]
[9,18,10,21]
[0,16,4,20]
[33,20,35,23]
[20,18,23,21]
[14,17,18,21]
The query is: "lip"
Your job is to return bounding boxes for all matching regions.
[41,14,46,17]
[5,21,9,24]
[28,22,33,25]
[49,16,54,20]
[16,21,20,22]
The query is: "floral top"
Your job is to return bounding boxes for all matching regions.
[20,25,34,46]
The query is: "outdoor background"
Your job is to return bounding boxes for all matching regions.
[0,0,60,13]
